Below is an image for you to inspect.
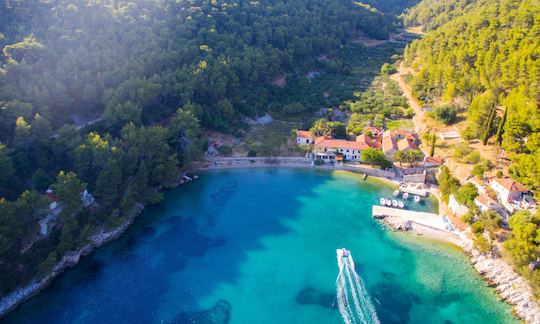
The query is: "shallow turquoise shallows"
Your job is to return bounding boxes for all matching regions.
[5,168,516,324]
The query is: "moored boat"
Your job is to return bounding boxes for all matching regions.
[414,195,421,203]
[393,189,400,196]
[385,198,392,206]
[392,200,398,207]
[402,192,409,199]
[380,197,386,205]
[398,200,404,209]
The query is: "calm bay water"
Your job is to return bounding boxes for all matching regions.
[6,168,516,323]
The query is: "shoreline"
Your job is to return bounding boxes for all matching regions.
[0,204,144,318]
[198,161,540,323]
[1,161,538,322]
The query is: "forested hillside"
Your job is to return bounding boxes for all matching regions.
[403,0,540,194]
[0,0,397,296]
[403,0,540,289]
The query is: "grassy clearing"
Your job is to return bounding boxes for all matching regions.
[386,119,415,130]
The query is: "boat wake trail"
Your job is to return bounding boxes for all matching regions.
[336,249,379,324]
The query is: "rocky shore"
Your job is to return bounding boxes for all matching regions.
[0,204,144,318]
[464,245,540,323]
[381,216,540,323]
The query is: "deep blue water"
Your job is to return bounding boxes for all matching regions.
[5,168,516,323]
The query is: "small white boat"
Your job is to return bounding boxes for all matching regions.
[336,248,355,271]
[402,192,409,199]
[392,200,398,207]
[393,190,400,196]
[414,195,421,203]
[398,200,405,208]
[385,198,392,207]
[380,197,386,205]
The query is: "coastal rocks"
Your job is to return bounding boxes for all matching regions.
[464,244,540,323]
[0,207,143,318]
[378,216,412,231]
[379,213,540,323]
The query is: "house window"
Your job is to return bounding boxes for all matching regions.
[347,149,349,153]
[306,139,310,144]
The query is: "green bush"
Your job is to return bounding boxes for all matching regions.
[217,145,233,156]
[314,159,324,166]
[466,151,481,164]
[432,105,458,125]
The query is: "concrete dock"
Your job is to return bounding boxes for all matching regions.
[372,205,447,231]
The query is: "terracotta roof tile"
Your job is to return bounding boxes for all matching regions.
[314,137,368,150]
[296,130,313,138]
[493,178,528,193]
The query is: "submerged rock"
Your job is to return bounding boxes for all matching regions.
[174,300,232,324]
[296,287,336,309]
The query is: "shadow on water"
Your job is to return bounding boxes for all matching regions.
[5,168,336,324]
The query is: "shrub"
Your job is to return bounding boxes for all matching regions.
[461,210,476,224]
[455,183,479,206]
[381,63,397,75]
[453,142,471,159]
[471,221,485,234]
[432,105,458,125]
[314,158,324,166]
[217,145,233,156]
[471,164,485,178]
[466,151,481,164]
[496,170,504,178]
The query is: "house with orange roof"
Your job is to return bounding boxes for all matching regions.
[490,177,537,213]
[312,136,368,161]
[355,126,383,150]
[363,126,383,138]
[424,156,445,167]
[474,194,507,217]
[382,130,419,159]
[296,130,314,145]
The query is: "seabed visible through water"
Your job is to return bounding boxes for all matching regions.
[5,168,517,324]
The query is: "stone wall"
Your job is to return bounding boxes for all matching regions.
[337,164,396,179]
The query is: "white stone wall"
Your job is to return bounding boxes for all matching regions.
[296,137,312,145]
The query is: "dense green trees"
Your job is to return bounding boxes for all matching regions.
[0,0,401,296]
[310,119,347,139]
[393,149,424,166]
[455,183,479,206]
[345,77,408,133]
[361,148,391,167]
[437,165,460,202]
[403,0,539,197]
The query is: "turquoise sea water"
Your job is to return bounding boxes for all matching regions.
[5,168,516,323]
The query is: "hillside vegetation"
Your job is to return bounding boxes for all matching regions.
[403,0,540,290]
[403,0,540,195]
[0,0,396,296]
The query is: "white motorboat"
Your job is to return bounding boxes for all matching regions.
[393,190,400,196]
[380,197,386,205]
[392,200,398,207]
[385,198,392,207]
[414,195,421,203]
[398,200,405,209]
[336,248,355,271]
[402,192,409,199]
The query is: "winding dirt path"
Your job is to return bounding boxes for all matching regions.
[390,64,428,134]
